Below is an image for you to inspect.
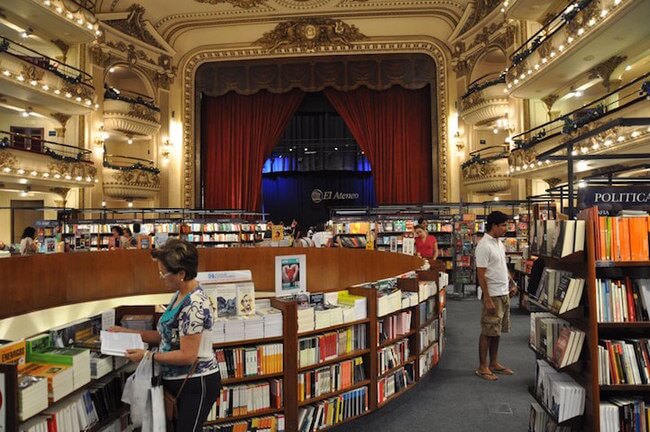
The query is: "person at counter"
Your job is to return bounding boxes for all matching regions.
[414,224,438,260]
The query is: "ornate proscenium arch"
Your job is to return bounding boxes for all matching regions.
[180,39,451,207]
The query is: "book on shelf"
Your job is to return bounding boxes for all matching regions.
[552,327,585,369]
[236,282,256,316]
[377,364,414,404]
[202,414,286,432]
[535,360,586,422]
[215,343,283,379]
[418,297,437,326]
[593,212,650,261]
[600,398,649,432]
[211,379,283,420]
[528,402,572,432]
[298,324,367,368]
[297,386,368,432]
[419,319,439,351]
[120,314,154,331]
[599,339,650,385]
[378,340,409,375]
[377,310,411,344]
[534,268,576,308]
[25,334,91,390]
[530,313,581,363]
[20,362,74,403]
[419,342,439,378]
[297,357,366,402]
[596,278,650,322]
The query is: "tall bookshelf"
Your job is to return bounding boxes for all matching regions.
[527,209,650,431]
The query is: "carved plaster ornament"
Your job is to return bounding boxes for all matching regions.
[104,4,164,50]
[256,18,366,52]
[588,55,627,91]
[194,0,267,8]
[50,113,71,138]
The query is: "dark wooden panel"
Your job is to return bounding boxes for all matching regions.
[0,248,422,319]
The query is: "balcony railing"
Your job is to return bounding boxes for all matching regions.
[510,0,595,68]
[0,36,92,87]
[461,73,507,100]
[0,130,92,162]
[512,73,650,150]
[462,146,511,194]
[104,87,159,112]
[103,154,160,174]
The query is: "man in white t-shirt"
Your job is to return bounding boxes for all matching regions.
[475,211,518,381]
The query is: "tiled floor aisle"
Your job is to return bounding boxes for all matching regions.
[331,298,535,432]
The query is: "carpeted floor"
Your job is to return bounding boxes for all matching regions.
[331,298,534,432]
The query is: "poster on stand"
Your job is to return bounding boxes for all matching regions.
[275,254,307,297]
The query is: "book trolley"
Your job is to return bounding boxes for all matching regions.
[0,248,448,432]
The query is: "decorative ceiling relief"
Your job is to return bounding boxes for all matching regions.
[194,0,267,8]
[104,4,165,50]
[256,18,366,52]
[459,0,500,34]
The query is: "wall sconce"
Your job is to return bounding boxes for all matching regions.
[454,131,465,151]
[94,124,108,156]
[161,139,172,165]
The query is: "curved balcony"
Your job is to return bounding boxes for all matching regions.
[8,0,99,45]
[103,87,161,138]
[461,146,511,194]
[506,0,650,98]
[0,36,95,115]
[102,154,160,199]
[508,74,650,178]
[0,130,97,192]
[459,74,509,126]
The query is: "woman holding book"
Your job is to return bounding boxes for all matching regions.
[20,226,38,256]
[109,239,220,431]
[414,224,438,261]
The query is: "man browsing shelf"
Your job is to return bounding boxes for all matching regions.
[475,211,518,381]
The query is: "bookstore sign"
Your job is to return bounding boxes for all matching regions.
[311,189,360,204]
[579,186,650,214]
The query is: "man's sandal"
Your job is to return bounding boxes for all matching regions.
[475,369,498,381]
[490,367,514,375]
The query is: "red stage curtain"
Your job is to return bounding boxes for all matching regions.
[324,86,432,204]
[202,90,304,210]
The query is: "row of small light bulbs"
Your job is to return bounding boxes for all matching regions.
[507,127,649,174]
[40,0,102,37]
[1,166,98,183]
[1,69,99,109]
[504,0,625,93]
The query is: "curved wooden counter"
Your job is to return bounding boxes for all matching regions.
[0,248,423,319]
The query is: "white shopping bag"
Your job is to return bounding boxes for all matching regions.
[121,356,157,428]
[150,384,167,432]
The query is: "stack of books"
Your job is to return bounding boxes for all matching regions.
[298,324,367,368]
[297,387,368,431]
[401,292,419,308]
[535,360,586,422]
[215,343,283,379]
[598,339,650,385]
[377,310,412,344]
[256,306,283,337]
[596,278,650,322]
[418,297,437,326]
[297,357,366,402]
[377,364,413,404]
[419,320,439,351]
[600,398,649,432]
[418,281,437,300]
[593,213,650,261]
[530,220,586,258]
[529,402,572,432]
[336,291,367,321]
[297,305,315,333]
[202,415,286,432]
[418,343,439,378]
[223,318,246,342]
[21,362,74,403]
[17,373,48,421]
[211,379,283,420]
[26,334,91,391]
[243,316,264,340]
[89,352,114,379]
[378,340,409,375]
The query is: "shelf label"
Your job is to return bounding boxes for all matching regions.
[579,186,650,215]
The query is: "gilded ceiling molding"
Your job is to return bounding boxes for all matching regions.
[274,0,331,9]
[179,38,452,207]
[588,55,627,92]
[458,0,500,34]
[104,4,165,50]
[194,0,268,8]
[256,18,366,52]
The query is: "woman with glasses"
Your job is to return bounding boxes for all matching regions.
[109,239,220,431]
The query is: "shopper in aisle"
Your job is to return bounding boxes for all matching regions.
[414,224,438,260]
[475,211,518,381]
[418,216,428,231]
[110,225,125,249]
[19,226,38,256]
[123,227,137,248]
[110,238,220,431]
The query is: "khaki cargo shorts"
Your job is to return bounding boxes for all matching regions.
[481,295,511,337]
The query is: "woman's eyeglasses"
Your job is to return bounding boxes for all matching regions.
[159,271,174,279]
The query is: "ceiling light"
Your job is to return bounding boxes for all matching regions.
[571,150,578,156]
[617,136,625,142]
[42,172,49,177]
[588,18,596,26]
[30,171,37,176]
[21,29,32,38]
[592,143,600,150]
[94,179,98,183]
[66,12,74,19]
[522,163,528,169]
[20,191,28,197]
[2,70,10,76]
[17,75,25,82]
[625,65,632,71]
[534,64,540,70]
[559,45,565,51]
[21,111,30,117]
[85,100,92,105]
[550,51,556,58]
[537,161,542,166]
[600,9,609,17]
[516,166,521,171]
[101,201,106,207]
[86,176,92,182]
[43,0,51,5]
[334,147,339,151]
[95,30,102,36]
[75,96,82,102]
[109,67,116,73]
[2,167,10,173]
[577,28,585,36]
[578,180,586,188]
[494,196,500,201]
[604,139,613,146]
[87,23,94,30]
[514,79,519,84]
[128,202,133,208]
[17,169,25,174]
[54,89,61,95]
[65,174,71,180]
[545,160,550,164]
[507,83,512,89]
[54,173,61,179]
[541,58,548,64]
[631,131,640,138]
[30,80,38,86]
[55,6,63,13]
[65,92,72,98]
[520,73,525,79]
[127,138,133,144]
[77,19,84,25]
[75,176,82,181]
[42,84,49,91]
[567,37,574,43]
[19,178,28,184]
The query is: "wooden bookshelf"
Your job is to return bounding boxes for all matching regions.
[297,318,370,337]
[317,410,372,432]
[377,356,417,379]
[595,260,650,268]
[88,405,129,432]
[419,338,439,356]
[597,322,650,329]
[214,336,284,349]
[600,385,650,392]
[204,407,284,425]
[527,386,583,427]
[222,371,285,385]
[298,380,371,406]
[297,349,371,373]
[378,329,417,349]
[377,382,417,409]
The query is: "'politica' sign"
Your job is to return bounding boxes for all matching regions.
[578,186,650,215]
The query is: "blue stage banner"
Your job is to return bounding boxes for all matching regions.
[262,171,375,228]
